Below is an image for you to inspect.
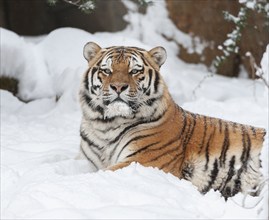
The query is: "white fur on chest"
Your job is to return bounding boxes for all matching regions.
[104,101,133,119]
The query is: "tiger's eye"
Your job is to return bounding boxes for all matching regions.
[131,69,138,74]
[104,69,112,74]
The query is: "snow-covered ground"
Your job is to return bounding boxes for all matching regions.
[1,1,268,219]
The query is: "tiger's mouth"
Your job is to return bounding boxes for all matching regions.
[103,100,133,119]
[103,96,128,106]
[102,95,140,119]
[111,97,126,104]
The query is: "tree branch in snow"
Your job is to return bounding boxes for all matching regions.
[47,0,152,13]
[246,51,269,89]
[212,7,248,71]
[47,0,96,13]
[212,0,269,75]
[192,73,214,99]
[231,177,268,209]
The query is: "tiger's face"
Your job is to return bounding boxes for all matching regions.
[81,42,167,120]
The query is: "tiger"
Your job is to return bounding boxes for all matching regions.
[77,42,266,200]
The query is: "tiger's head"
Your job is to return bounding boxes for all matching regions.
[80,42,169,120]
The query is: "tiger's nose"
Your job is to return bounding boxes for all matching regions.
[110,83,129,94]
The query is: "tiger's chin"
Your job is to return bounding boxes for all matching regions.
[104,101,133,119]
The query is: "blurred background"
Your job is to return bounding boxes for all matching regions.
[0,0,268,98]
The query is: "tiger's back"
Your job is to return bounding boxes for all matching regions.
[78,42,266,200]
[121,105,266,199]
[179,110,265,198]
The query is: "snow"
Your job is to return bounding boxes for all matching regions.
[260,45,269,85]
[1,0,268,219]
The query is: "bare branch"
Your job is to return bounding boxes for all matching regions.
[246,52,269,89]
[61,0,82,7]
[192,73,214,99]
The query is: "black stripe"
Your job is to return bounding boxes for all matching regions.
[179,107,187,137]
[225,156,236,183]
[240,125,251,164]
[97,73,102,84]
[145,137,181,163]
[198,116,208,154]
[181,163,194,179]
[219,155,236,200]
[250,126,256,137]
[178,112,197,173]
[154,70,159,93]
[84,69,90,90]
[160,150,184,170]
[129,51,139,57]
[245,131,251,162]
[80,130,103,151]
[96,59,102,66]
[107,54,114,60]
[146,143,180,163]
[145,97,158,106]
[179,113,197,169]
[181,113,197,153]
[232,177,242,197]
[205,143,210,170]
[146,69,153,96]
[138,76,145,82]
[218,119,223,133]
[232,164,245,198]
[80,145,98,170]
[81,92,104,115]
[126,141,160,159]
[240,125,247,163]
[104,46,115,50]
[91,116,116,123]
[232,122,238,133]
[204,126,216,170]
[205,133,214,171]
[219,123,230,167]
[96,106,104,115]
[104,50,114,57]
[91,87,96,95]
[129,46,146,51]
[82,92,92,106]
[139,55,149,66]
[90,67,98,88]
[109,113,164,153]
[145,89,151,96]
[80,137,103,162]
[202,159,219,194]
[114,133,160,161]
[96,121,131,134]
[209,117,213,126]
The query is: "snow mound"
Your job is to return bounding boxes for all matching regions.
[0,28,53,100]
[1,74,268,219]
[2,100,268,219]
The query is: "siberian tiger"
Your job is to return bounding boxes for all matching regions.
[78,42,266,200]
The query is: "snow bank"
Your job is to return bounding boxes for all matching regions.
[0,29,53,100]
[260,45,269,91]
[1,88,268,219]
[1,0,268,219]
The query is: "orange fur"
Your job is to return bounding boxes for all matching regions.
[79,42,266,200]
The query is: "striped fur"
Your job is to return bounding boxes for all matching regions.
[78,42,266,200]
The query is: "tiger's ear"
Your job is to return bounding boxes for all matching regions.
[83,42,101,61]
[148,46,167,67]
